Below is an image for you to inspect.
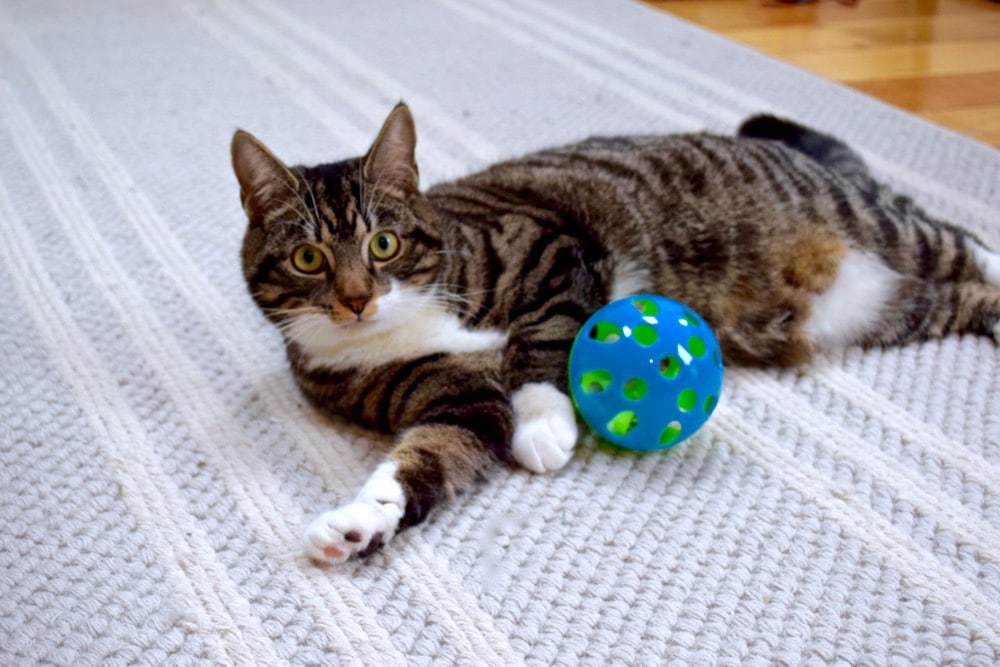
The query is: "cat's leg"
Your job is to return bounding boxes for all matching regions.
[501,305,590,474]
[303,355,512,563]
[867,202,1000,287]
[303,461,404,563]
[304,423,498,563]
[803,246,1000,347]
[894,280,1000,343]
[509,382,578,473]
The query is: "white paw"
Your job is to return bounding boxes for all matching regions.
[974,244,1000,286]
[511,382,578,473]
[303,462,405,564]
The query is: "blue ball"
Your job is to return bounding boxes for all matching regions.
[568,294,724,451]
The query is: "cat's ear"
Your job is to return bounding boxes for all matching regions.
[363,103,419,195]
[231,130,300,225]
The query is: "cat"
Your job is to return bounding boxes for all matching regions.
[231,103,1000,564]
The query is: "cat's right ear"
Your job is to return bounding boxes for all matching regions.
[231,130,299,225]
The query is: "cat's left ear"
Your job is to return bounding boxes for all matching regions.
[363,103,419,195]
[231,130,300,225]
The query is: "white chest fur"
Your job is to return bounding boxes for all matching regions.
[290,285,508,371]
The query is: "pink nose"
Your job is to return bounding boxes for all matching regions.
[340,295,370,315]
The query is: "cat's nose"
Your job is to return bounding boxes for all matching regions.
[340,295,370,316]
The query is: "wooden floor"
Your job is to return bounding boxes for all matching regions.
[644,0,1000,148]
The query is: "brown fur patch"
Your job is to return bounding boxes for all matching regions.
[781,235,847,293]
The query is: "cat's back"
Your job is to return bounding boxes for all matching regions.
[427,133,849,236]
[427,129,834,219]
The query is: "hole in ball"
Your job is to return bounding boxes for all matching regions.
[632,324,657,346]
[580,369,613,394]
[682,309,701,327]
[622,378,648,401]
[589,321,622,343]
[606,410,639,437]
[659,421,682,446]
[677,389,698,413]
[660,356,681,379]
[687,335,706,358]
[631,298,658,316]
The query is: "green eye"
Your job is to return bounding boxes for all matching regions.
[369,231,400,261]
[292,244,325,273]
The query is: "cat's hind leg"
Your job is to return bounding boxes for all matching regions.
[802,245,1000,348]
[859,278,1000,346]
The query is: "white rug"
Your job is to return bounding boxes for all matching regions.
[2,1,999,665]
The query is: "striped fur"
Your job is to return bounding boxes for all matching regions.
[232,104,1000,562]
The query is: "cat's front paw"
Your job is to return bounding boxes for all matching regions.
[303,501,393,563]
[303,462,405,564]
[511,382,578,473]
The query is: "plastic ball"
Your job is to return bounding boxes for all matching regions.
[568,294,724,451]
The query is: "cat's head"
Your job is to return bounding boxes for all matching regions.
[232,104,445,347]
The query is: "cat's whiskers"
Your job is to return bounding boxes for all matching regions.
[433,248,474,260]
[280,207,313,237]
[264,303,324,319]
[359,161,392,226]
[357,160,369,224]
[276,310,336,348]
[425,281,499,303]
[269,175,323,238]
[302,176,323,226]
[265,305,327,332]
[291,193,320,237]
[408,285,491,317]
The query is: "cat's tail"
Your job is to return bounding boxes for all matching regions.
[738,114,876,193]
[742,114,997,287]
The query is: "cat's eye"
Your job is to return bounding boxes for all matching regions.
[291,244,325,273]
[369,231,400,261]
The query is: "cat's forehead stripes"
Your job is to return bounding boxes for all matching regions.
[349,204,371,236]
[291,176,364,242]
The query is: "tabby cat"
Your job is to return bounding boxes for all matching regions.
[232,104,1000,564]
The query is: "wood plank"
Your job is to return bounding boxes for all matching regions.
[785,42,1000,82]
[849,72,1000,112]
[643,0,1000,147]
[647,0,952,31]
[725,15,1000,54]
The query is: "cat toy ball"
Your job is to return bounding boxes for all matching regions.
[568,294,724,451]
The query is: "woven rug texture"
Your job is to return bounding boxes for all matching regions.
[2,0,999,665]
